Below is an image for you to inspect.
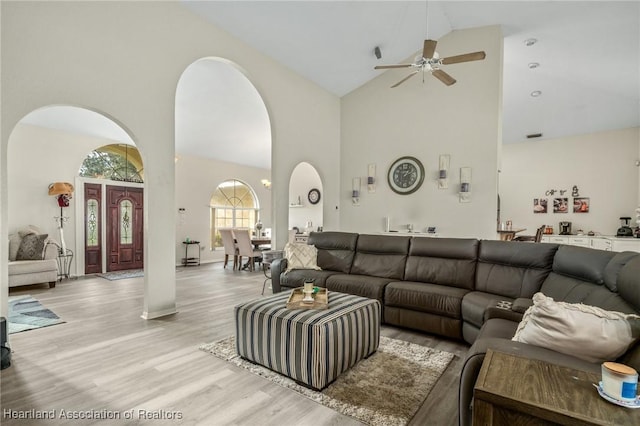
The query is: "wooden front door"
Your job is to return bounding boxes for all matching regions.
[84,183,102,274]
[106,185,143,272]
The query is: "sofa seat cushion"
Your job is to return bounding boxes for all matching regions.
[462,291,514,329]
[8,259,57,275]
[325,274,390,302]
[280,269,338,289]
[385,281,469,319]
[476,317,518,341]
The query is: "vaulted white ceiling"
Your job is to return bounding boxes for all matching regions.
[21,1,640,169]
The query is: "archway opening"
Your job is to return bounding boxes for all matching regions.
[7,105,140,278]
[175,57,272,264]
[288,162,323,236]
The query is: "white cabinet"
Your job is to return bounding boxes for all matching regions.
[611,239,640,253]
[568,237,590,248]
[545,236,568,244]
[590,238,612,251]
[540,235,640,252]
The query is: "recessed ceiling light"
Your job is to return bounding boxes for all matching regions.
[524,38,538,46]
[530,90,542,97]
[528,62,540,69]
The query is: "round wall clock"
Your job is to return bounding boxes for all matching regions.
[388,156,425,195]
[308,188,321,204]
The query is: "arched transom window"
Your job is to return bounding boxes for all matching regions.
[79,144,143,183]
[210,179,259,248]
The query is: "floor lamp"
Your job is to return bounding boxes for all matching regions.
[48,182,74,254]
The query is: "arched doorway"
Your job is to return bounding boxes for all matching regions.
[175,57,272,264]
[289,162,323,234]
[7,106,139,278]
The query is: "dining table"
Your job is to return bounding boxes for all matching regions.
[251,238,271,249]
[496,228,526,241]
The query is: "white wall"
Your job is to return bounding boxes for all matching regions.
[340,26,503,238]
[1,2,341,319]
[288,162,323,231]
[175,154,271,265]
[500,127,640,236]
[7,123,127,276]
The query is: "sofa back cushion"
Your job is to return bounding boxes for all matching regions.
[551,244,615,284]
[604,251,639,292]
[539,246,638,314]
[615,255,640,313]
[351,234,410,280]
[475,240,558,299]
[404,237,478,289]
[307,231,358,274]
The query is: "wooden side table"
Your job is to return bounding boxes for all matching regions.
[473,350,640,425]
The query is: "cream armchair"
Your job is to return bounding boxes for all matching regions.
[8,226,58,288]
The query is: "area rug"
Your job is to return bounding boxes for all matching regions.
[199,335,455,426]
[97,269,144,281]
[7,295,65,334]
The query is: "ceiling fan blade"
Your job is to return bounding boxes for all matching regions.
[391,71,419,88]
[423,39,437,59]
[432,69,457,86]
[374,64,412,70]
[440,51,486,65]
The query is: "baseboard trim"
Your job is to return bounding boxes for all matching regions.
[141,307,178,320]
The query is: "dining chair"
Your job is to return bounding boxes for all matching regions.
[219,228,239,270]
[233,229,263,272]
[288,229,297,244]
[513,225,546,243]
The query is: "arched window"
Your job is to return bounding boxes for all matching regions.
[210,180,259,248]
[79,144,143,183]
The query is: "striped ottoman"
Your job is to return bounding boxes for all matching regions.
[234,291,381,390]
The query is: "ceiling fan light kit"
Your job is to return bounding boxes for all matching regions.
[374,39,486,88]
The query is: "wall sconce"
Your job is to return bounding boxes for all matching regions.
[367,164,376,193]
[438,155,450,189]
[261,179,272,189]
[459,167,472,203]
[352,177,361,205]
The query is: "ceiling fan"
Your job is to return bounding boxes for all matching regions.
[374,39,486,88]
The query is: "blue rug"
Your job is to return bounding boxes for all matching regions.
[8,295,65,334]
[97,269,144,281]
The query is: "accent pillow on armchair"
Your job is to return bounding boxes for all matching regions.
[16,233,49,261]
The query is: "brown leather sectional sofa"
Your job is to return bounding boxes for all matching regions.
[270,231,640,426]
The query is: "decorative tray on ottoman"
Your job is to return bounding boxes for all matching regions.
[286,287,328,310]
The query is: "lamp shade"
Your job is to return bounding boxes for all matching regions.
[48,182,74,196]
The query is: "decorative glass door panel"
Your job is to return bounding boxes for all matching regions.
[84,183,102,274]
[107,185,143,271]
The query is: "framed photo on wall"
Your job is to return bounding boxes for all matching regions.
[573,197,590,213]
[553,198,568,213]
[533,198,548,213]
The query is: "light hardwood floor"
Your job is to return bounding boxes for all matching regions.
[1,263,468,425]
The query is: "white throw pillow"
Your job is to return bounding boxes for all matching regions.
[284,242,321,272]
[513,292,640,363]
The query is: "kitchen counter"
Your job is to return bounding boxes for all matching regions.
[541,234,640,252]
